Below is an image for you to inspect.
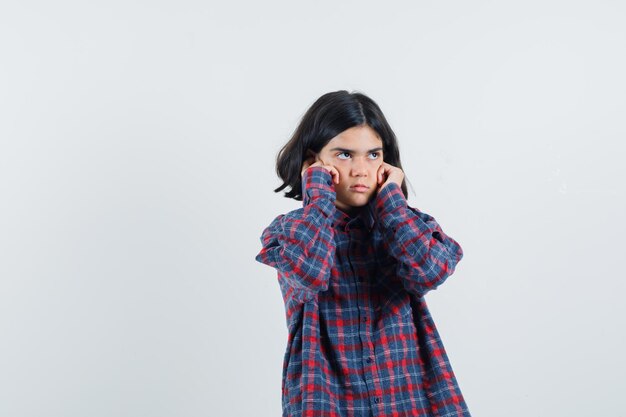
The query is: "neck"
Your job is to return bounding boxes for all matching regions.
[339,205,362,218]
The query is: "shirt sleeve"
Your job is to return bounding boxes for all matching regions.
[254,166,337,303]
[373,181,464,297]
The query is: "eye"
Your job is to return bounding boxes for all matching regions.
[337,152,351,160]
[369,152,381,159]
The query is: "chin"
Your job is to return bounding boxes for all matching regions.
[338,192,374,208]
[348,198,371,207]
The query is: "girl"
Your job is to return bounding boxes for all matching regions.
[255,90,471,417]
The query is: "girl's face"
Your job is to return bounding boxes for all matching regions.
[314,125,384,216]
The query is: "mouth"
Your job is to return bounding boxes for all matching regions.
[350,184,370,192]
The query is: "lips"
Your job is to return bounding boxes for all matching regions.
[350,184,369,190]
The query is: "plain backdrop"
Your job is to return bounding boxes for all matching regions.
[1,1,625,416]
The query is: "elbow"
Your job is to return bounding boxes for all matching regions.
[281,247,333,294]
[398,252,460,296]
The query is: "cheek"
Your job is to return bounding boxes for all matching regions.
[336,167,349,181]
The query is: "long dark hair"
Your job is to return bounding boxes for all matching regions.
[274,90,409,201]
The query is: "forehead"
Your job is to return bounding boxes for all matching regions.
[322,125,383,152]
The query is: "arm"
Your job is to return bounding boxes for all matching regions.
[374,182,464,297]
[254,166,337,303]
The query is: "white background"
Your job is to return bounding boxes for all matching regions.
[1,1,625,416]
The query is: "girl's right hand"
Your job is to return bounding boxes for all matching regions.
[301,156,340,185]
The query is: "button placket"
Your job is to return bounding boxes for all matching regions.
[347,227,381,412]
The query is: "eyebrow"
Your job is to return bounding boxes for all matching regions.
[328,147,384,153]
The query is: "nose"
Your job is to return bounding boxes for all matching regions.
[351,157,368,177]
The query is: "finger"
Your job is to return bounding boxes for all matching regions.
[325,165,335,183]
[326,166,334,181]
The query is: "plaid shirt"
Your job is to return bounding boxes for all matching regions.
[255,166,471,417]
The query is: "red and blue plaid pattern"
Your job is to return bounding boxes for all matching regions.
[256,166,471,417]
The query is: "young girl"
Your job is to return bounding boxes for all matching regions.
[255,90,471,417]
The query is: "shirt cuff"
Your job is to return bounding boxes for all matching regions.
[301,166,336,217]
[374,182,408,229]
[374,182,439,239]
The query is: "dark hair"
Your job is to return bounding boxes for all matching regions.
[273,90,410,201]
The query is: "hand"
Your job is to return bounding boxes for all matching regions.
[376,162,404,192]
[301,153,340,185]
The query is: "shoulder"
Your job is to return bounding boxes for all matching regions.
[265,207,305,228]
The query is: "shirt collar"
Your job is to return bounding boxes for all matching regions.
[331,196,377,231]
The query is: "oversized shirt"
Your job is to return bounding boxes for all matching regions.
[255,166,471,417]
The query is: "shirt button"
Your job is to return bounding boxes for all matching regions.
[366,357,372,363]
[374,397,380,404]
[363,316,367,322]
[326,179,332,185]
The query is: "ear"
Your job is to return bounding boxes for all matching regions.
[306,149,320,162]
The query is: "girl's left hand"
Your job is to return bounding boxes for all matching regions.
[376,162,404,192]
